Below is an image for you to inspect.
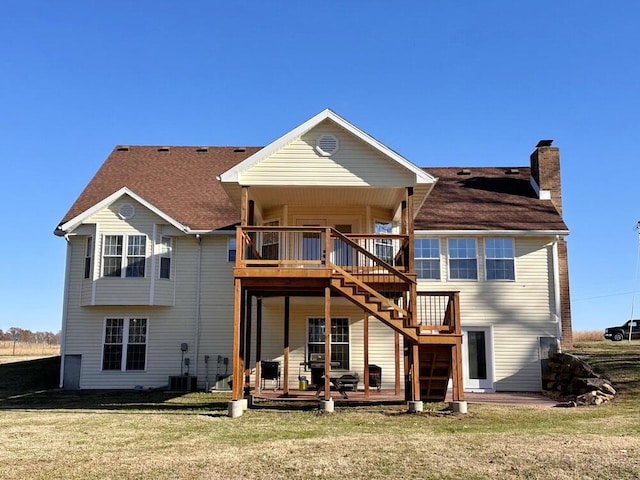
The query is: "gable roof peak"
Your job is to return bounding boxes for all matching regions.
[219,109,435,185]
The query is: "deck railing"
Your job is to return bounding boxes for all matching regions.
[237,226,459,336]
[237,226,410,271]
[415,291,461,335]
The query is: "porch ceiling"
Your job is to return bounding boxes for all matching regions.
[249,185,406,211]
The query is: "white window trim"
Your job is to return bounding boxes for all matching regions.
[415,237,441,281]
[447,238,478,281]
[101,317,149,372]
[484,237,516,282]
[306,317,351,371]
[101,234,148,278]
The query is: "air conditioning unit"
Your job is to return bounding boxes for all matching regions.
[168,375,197,391]
[215,375,232,391]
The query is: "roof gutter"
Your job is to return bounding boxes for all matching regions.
[415,229,570,236]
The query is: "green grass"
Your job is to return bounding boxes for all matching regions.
[1,343,640,479]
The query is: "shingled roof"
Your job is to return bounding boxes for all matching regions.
[415,167,568,232]
[58,146,262,232]
[58,149,568,234]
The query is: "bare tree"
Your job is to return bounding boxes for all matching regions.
[8,327,21,355]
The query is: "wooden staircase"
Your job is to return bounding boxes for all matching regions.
[330,268,419,343]
[331,269,455,402]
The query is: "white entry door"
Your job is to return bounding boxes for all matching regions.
[462,326,494,391]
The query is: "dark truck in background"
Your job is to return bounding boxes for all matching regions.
[604,320,640,341]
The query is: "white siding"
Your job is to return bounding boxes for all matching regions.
[417,235,558,391]
[242,121,414,187]
[78,196,177,306]
[62,202,558,392]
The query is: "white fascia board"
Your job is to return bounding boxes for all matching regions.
[219,108,436,185]
[56,187,189,235]
[188,229,237,235]
[415,229,569,236]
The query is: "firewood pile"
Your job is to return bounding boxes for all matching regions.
[542,353,616,407]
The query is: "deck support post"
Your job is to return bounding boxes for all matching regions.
[394,331,401,395]
[283,296,290,396]
[451,292,464,402]
[238,287,246,398]
[231,279,243,405]
[406,187,415,273]
[411,342,420,401]
[255,297,262,393]
[244,293,252,397]
[323,286,331,400]
[364,311,369,397]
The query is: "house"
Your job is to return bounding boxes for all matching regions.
[54,109,571,415]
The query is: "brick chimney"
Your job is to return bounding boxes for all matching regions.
[530,140,573,349]
[530,140,563,216]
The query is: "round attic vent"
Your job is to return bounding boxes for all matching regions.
[316,134,339,156]
[118,203,136,220]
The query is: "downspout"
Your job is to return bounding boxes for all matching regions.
[193,234,202,378]
[58,235,72,388]
[552,236,563,352]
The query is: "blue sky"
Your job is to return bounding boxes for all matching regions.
[1,1,639,333]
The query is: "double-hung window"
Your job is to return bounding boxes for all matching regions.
[159,236,172,279]
[485,238,515,280]
[84,237,93,279]
[374,221,394,265]
[308,318,350,369]
[448,238,478,280]
[261,220,280,260]
[102,317,148,371]
[102,235,147,278]
[415,238,440,280]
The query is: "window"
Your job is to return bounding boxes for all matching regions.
[262,220,280,260]
[102,235,147,278]
[308,318,350,369]
[126,235,146,277]
[102,318,147,371]
[103,235,124,277]
[84,237,93,279]
[448,238,477,280]
[159,236,172,279]
[374,221,394,264]
[485,238,515,280]
[228,237,236,262]
[415,238,440,279]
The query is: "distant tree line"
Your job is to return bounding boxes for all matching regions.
[0,327,61,345]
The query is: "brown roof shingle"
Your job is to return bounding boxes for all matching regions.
[59,146,262,231]
[416,167,568,232]
[59,150,568,234]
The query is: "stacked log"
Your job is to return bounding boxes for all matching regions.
[542,353,616,406]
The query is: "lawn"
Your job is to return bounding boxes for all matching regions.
[0,342,639,480]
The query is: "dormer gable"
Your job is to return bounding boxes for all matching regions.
[55,187,189,236]
[218,109,436,212]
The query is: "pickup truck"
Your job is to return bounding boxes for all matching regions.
[604,320,640,341]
